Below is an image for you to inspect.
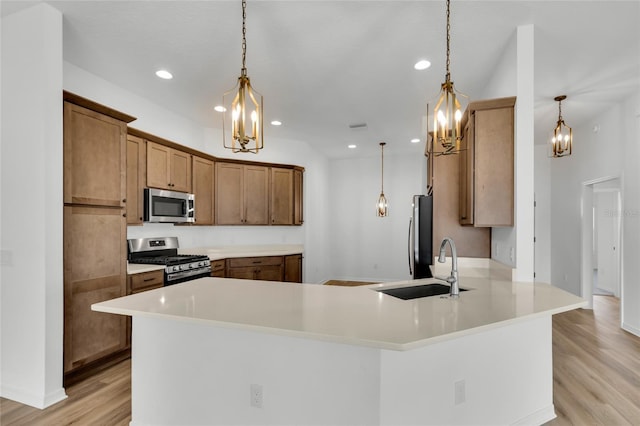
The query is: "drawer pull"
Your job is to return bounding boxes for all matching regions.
[143,277,155,282]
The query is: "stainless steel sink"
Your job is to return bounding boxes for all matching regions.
[376,283,468,300]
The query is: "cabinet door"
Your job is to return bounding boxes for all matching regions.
[192,156,214,225]
[244,165,270,225]
[271,168,293,225]
[64,102,126,207]
[215,162,244,224]
[126,135,146,225]
[459,118,474,226]
[294,169,304,225]
[146,141,171,190]
[255,265,284,281]
[64,205,127,373]
[474,107,514,227]
[170,149,192,193]
[284,254,303,283]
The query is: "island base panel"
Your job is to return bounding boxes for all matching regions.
[130,315,554,425]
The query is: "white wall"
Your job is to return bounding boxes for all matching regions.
[0,4,67,408]
[64,62,331,284]
[550,90,639,335]
[328,152,424,282]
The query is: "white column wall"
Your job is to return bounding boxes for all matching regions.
[0,4,66,408]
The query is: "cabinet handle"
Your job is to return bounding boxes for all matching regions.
[122,198,126,203]
[252,260,262,264]
[122,213,127,217]
[143,277,155,282]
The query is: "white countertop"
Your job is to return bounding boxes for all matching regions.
[94,272,585,351]
[127,244,304,274]
[178,244,303,261]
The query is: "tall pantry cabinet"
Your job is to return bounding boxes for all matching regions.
[62,92,136,383]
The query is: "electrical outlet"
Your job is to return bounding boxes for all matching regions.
[454,380,466,405]
[509,247,514,262]
[250,383,263,408]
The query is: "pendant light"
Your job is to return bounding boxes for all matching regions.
[431,0,467,155]
[222,0,263,153]
[377,142,388,217]
[550,95,572,158]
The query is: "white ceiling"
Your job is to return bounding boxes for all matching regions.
[3,1,639,158]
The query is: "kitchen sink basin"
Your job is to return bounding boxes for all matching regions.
[376,283,468,300]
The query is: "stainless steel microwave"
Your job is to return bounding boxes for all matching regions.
[144,188,195,223]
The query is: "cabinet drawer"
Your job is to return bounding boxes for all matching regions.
[228,256,283,268]
[129,270,164,294]
[211,259,225,272]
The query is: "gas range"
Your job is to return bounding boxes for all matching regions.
[127,237,211,285]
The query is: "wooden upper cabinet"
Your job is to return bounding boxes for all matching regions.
[459,96,515,227]
[215,162,244,224]
[192,156,215,225]
[64,102,127,207]
[294,169,304,225]
[243,165,270,225]
[215,162,269,225]
[126,135,146,225]
[146,141,192,192]
[271,168,294,225]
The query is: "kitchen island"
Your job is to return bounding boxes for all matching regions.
[93,270,584,425]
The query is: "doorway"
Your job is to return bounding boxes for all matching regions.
[581,177,622,313]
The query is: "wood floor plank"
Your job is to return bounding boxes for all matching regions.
[2,295,639,425]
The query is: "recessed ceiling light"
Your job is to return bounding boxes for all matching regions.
[214,105,226,112]
[348,144,357,149]
[411,138,421,143]
[414,60,431,70]
[155,69,173,80]
[271,120,282,126]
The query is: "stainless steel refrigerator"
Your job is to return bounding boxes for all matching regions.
[408,195,434,279]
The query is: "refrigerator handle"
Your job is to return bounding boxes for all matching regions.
[408,217,413,275]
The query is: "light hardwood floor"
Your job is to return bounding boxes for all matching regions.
[1,295,638,425]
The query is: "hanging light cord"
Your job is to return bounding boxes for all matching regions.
[558,99,563,121]
[445,0,451,82]
[241,0,247,76]
[380,143,385,193]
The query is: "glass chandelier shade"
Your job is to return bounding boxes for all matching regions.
[222,0,264,154]
[431,0,466,156]
[549,95,572,158]
[377,142,388,217]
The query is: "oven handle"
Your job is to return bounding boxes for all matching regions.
[166,267,212,282]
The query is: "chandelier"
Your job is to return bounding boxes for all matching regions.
[377,142,388,217]
[222,0,263,153]
[431,0,467,155]
[550,95,572,158]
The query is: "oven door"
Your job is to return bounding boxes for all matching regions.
[144,188,195,223]
[165,267,212,286]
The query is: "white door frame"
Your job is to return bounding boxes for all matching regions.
[580,176,622,311]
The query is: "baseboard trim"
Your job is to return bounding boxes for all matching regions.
[622,321,640,338]
[511,404,556,426]
[0,385,67,409]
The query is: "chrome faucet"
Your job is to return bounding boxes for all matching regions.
[436,237,459,298]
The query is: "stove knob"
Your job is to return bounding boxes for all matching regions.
[174,266,180,272]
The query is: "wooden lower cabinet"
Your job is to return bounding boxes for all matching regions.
[210,259,226,277]
[128,270,163,294]
[225,255,302,282]
[63,205,127,378]
[284,254,303,283]
[226,256,284,281]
